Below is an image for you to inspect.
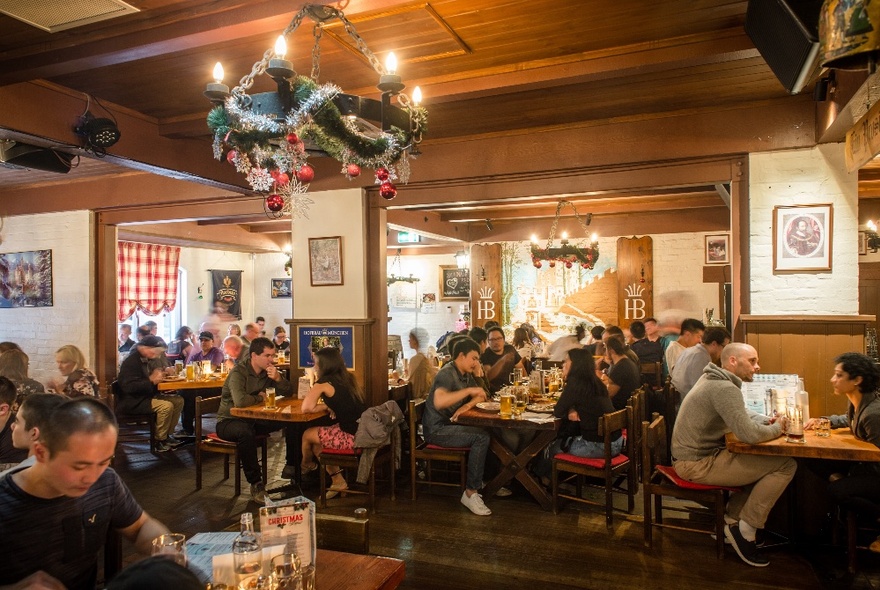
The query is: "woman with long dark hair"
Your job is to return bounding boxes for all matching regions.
[536,348,622,480]
[301,347,367,496]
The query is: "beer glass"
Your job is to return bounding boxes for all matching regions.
[151,533,187,566]
[499,389,513,419]
[265,387,277,409]
[785,403,805,444]
[816,417,831,437]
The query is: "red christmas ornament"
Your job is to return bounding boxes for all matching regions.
[265,194,284,212]
[274,172,289,186]
[533,261,542,269]
[582,263,590,269]
[379,181,397,200]
[285,133,299,145]
[225,150,237,164]
[376,167,390,181]
[548,261,556,268]
[565,261,573,269]
[295,164,314,183]
[346,164,361,178]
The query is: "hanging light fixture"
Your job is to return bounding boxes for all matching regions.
[387,248,420,285]
[454,249,470,269]
[74,94,120,156]
[205,4,428,219]
[530,200,599,269]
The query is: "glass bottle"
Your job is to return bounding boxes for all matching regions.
[233,512,262,583]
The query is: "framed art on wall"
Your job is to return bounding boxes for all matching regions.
[0,249,53,308]
[859,231,868,256]
[704,234,729,264]
[270,278,292,298]
[439,265,469,300]
[308,236,343,286]
[773,204,833,272]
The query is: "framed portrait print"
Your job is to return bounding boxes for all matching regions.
[859,231,868,256]
[270,278,292,298]
[308,236,343,286]
[773,204,833,272]
[704,234,729,265]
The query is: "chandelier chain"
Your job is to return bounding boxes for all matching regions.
[311,23,322,81]
[545,200,592,249]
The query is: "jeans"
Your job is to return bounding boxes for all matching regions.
[216,418,298,485]
[424,423,490,491]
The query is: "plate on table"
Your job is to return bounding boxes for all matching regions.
[475,402,500,412]
[527,403,555,413]
[261,406,280,412]
[163,376,185,382]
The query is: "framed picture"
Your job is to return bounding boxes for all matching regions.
[0,249,53,308]
[773,204,833,272]
[704,234,729,264]
[308,236,343,286]
[859,231,868,256]
[270,278,292,298]
[439,265,470,300]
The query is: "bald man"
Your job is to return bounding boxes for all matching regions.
[671,343,796,568]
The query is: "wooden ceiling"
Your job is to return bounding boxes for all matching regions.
[0,0,865,251]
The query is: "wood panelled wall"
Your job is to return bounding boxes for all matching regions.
[740,315,874,418]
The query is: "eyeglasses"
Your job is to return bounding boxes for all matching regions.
[488,336,504,342]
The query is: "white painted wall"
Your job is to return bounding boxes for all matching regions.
[291,188,368,319]
[253,252,293,333]
[0,210,93,386]
[749,145,859,315]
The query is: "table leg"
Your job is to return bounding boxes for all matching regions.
[482,429,558,511]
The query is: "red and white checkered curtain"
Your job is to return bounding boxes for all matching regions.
[117,241,181,321]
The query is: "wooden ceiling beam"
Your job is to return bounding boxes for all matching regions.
[244,221,293,234]
[97,196,265,226]
[386,209,468,242]
[118,220,284,253]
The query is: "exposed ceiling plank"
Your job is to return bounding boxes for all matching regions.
[386,209,467,242]
[119,220,283,253]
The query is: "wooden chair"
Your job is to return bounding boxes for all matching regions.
[109,380,157,453]
[551,407,637,528]
[318,443,395,512]
[315,513,370,554]
[194,396,268,496]
[626,387,647,482]
[641,415,740,559]
[663,378,681,450]
[640,361,663,391]
[408,398,469,500]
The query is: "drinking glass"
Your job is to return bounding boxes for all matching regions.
[174,360,184,376]
[151,533,187,566]
[499,390,513,419]
[817,417,831,437]
[300,565,316,590]
[785,403,805,444]
[265,387,276,409]
[185,364,195,381]
[233,542,262,584]
[271,553,301,590]
[514,387,528,418]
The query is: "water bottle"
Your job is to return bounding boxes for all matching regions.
[233,513,262,583]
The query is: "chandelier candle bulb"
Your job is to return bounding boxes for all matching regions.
[267,35,294,79]
[379,52,404,93]
[204,62,229,102]
[412,86,422,106]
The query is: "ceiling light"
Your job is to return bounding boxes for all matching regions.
[530,200,599,270]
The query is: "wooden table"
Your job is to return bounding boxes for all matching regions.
[317,549,404,590]
[157,378,225,392]
[229,396,328,423]
[455,408,559,510]
[725,429,880,462]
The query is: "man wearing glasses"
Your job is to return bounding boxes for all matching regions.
[481,327,525,394]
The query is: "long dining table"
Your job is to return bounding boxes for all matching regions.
[157,377,225,392]
[455,407,559,510]
[725,428,880,462]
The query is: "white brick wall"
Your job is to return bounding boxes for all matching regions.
[749,145,859,315]
[0,210,93,386]
[252,252,293,333]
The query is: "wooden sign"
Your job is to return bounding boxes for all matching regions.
[846,98,880,172]
[469,243,502,326]
[616,236,654,329]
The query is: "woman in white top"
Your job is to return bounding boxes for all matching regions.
[407,328,437,400]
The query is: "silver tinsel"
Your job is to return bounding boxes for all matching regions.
[286,84,341,129]
[225,96,284,134]
[212,137,223,160]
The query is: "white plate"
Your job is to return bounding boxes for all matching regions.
[475,402,500,411]
[526,403,555,413]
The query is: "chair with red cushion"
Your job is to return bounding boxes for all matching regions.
[194,396,268,496]
[551,407,636,528]
[408,398,469,500]
[318,444,395,511]
[641,414,741,559]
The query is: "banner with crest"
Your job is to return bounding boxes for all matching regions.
[211,269,242,320]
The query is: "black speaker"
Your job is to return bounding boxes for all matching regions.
[745,0,823,94]
[0,141,73,174]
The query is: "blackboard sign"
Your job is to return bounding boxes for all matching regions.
[439,266,470,300]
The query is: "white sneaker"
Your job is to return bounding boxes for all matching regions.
[461,491,492,516]
[495,486,513,498]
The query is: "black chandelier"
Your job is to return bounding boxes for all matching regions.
[205,4,427,219]
[530,200,599,269]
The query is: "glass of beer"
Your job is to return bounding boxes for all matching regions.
[785,403,805,444]
[185,363,195,381]
[151,533,187,566]
[513,387,528,418]
[816,417,831,437]
[499,390,513,419]
[265,387,276,409]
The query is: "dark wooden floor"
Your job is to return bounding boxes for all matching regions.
[112,431,880,590]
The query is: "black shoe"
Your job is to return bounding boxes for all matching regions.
[281,464,297,480]
[724,524,769,567]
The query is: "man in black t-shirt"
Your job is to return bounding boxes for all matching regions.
[602,335,642,410]
[480,327,525,394]
[0,398,169,589]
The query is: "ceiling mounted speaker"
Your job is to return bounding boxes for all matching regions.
[745,0,824,93]
[820,0,880,70]
[0,141,73,174]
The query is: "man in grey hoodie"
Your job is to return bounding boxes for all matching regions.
[671,343,796,568]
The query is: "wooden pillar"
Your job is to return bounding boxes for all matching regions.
[94,214,118,392]
[615,236,653,329]
[470,243,502,327]
[365,202,388,406]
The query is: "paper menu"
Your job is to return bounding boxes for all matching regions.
[741,373,800,416]
[259,496,316,567]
